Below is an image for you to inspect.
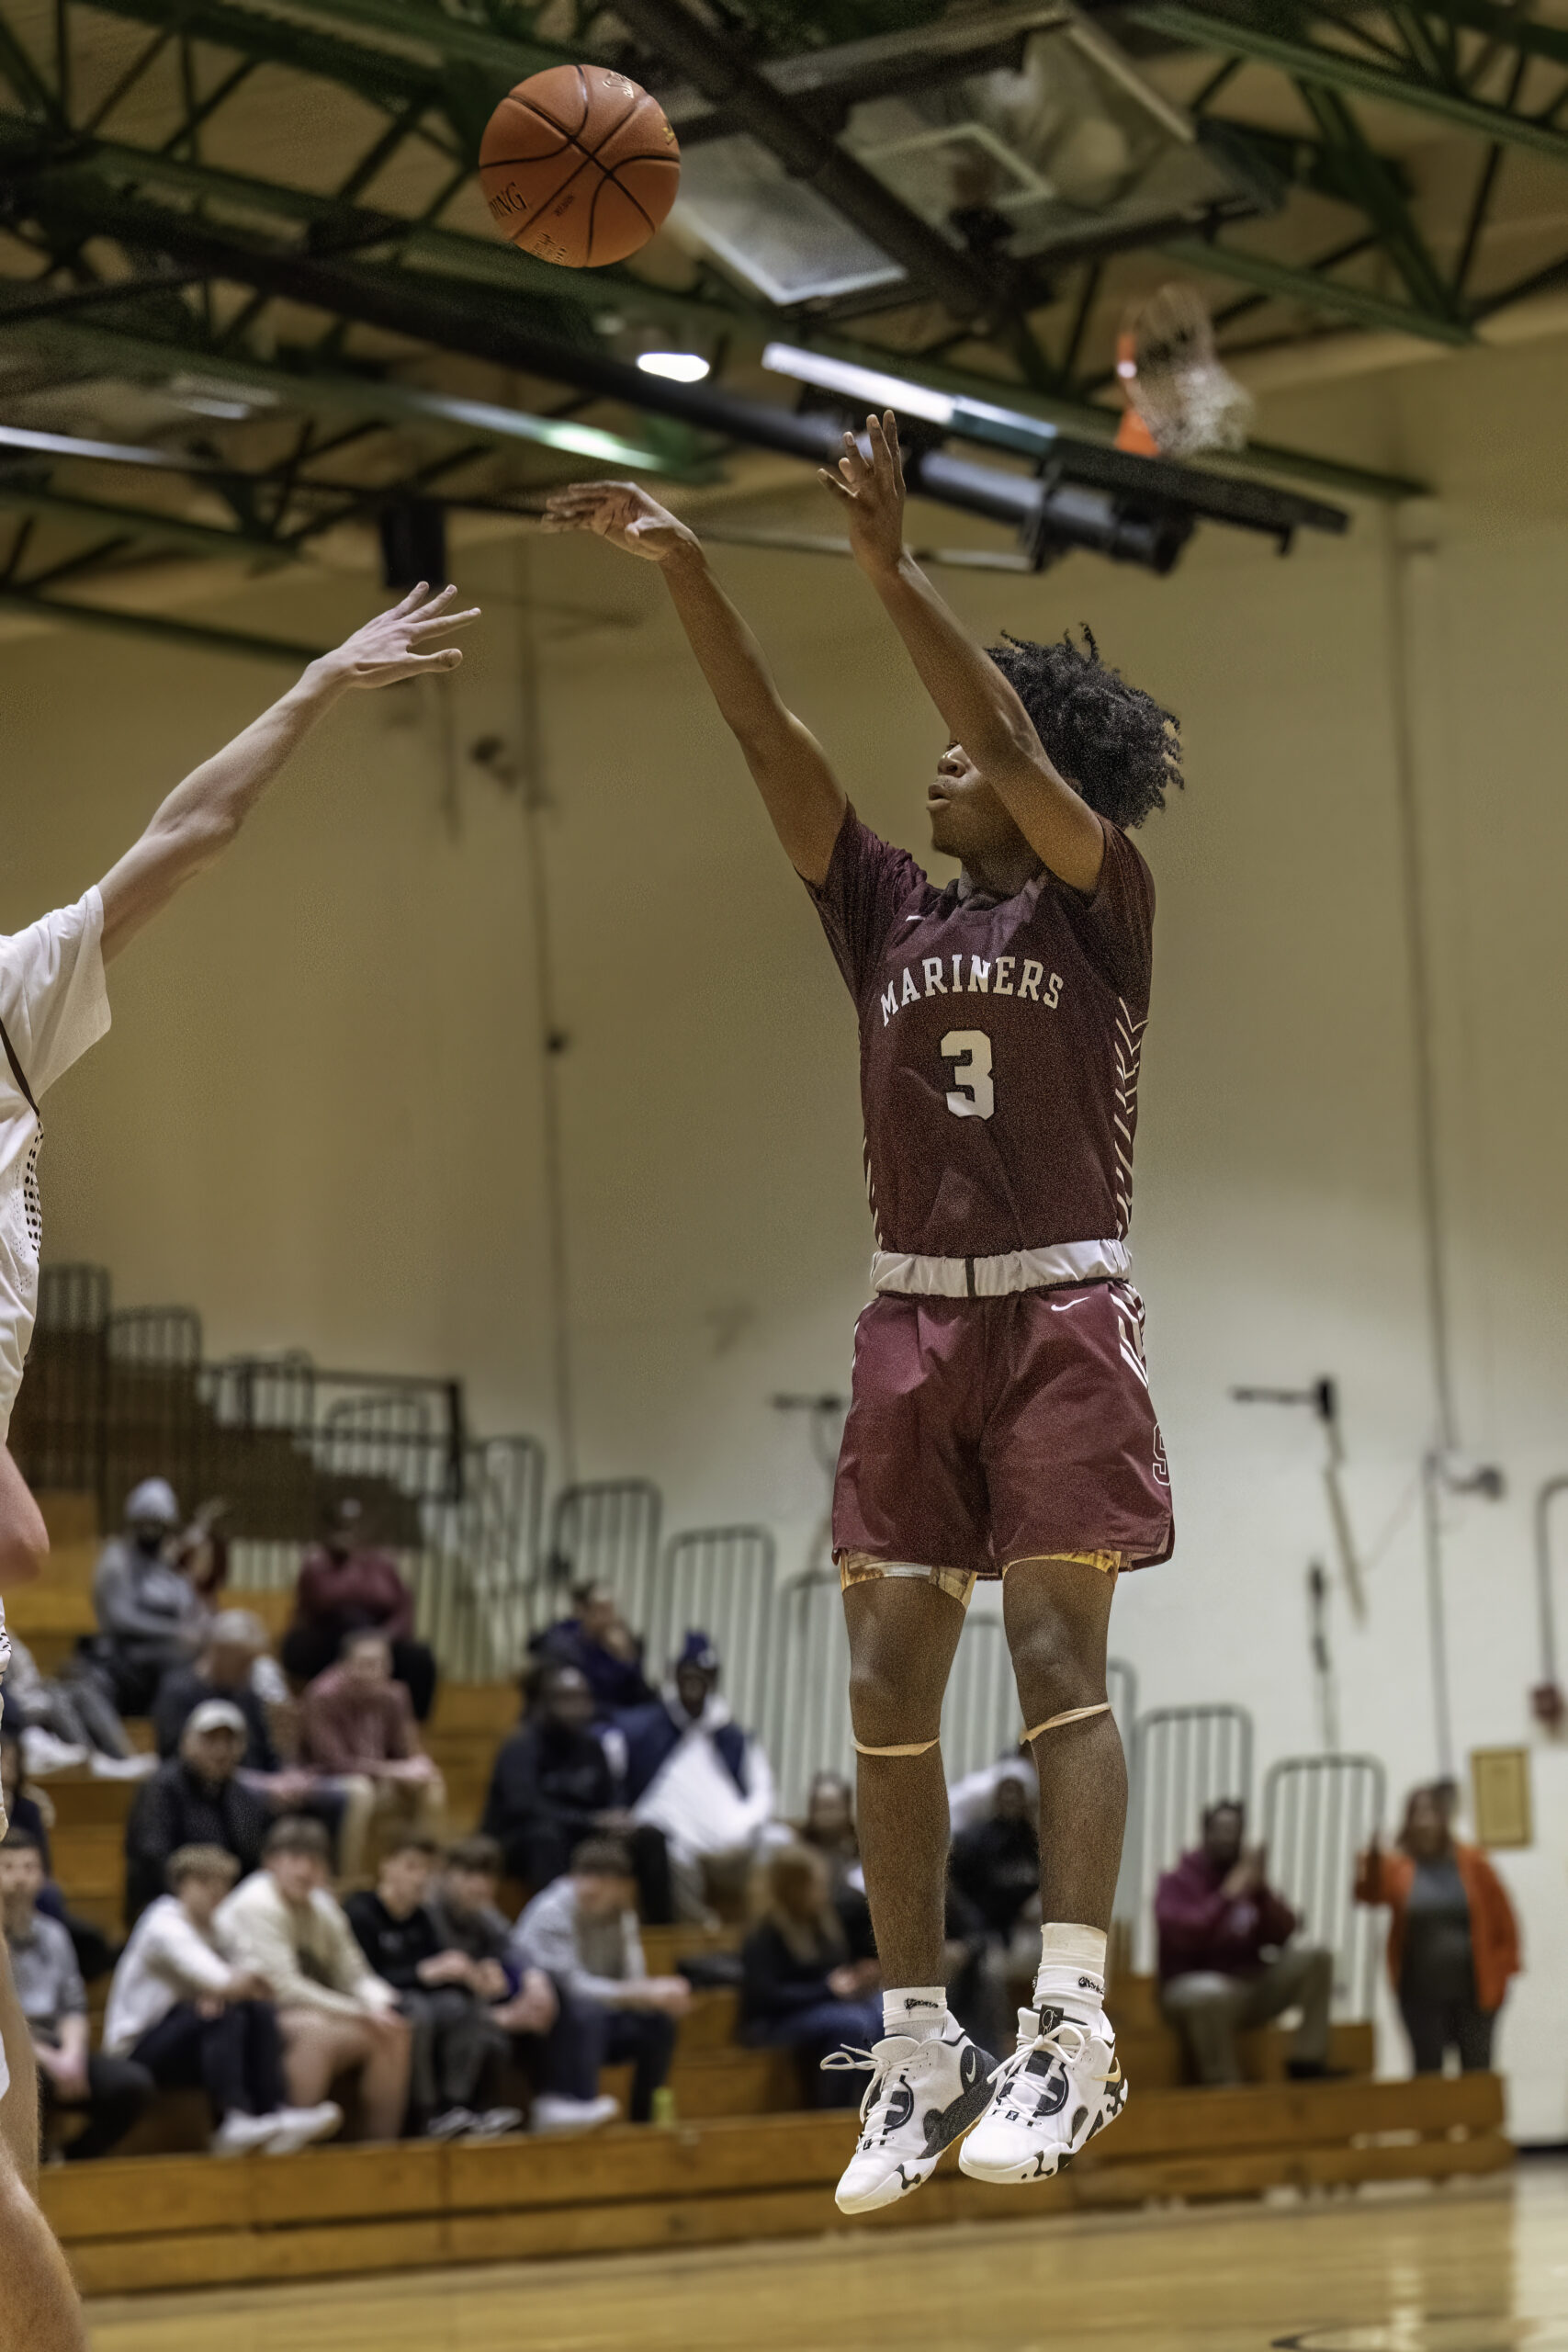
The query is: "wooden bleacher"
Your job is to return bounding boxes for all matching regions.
[39,2072,1511,2296]
[15,1490,1513,2295]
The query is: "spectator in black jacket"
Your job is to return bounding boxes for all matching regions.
[123,1702,269,1927]
[481,1666,671,1922]
[153,1612,351,1858]
[344,1835,518,2140]
[739,1845,882,2109]
[532,1585,652,1714]
[949,1767,1040,1944]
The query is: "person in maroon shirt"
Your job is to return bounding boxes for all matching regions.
[544,412,1179,2212]
[281,1498,437,1720]
[299,1632,446,1880]
[1156,1800,1333,2085]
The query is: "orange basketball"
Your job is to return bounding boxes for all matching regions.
[479,63,681,269]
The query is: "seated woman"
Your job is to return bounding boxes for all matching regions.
[739,1845,883,2109]
[1356,1783,1519,2075]
[102,1842,341,2155]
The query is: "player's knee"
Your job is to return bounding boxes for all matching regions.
[1009,1621,1100,1720]
[848,1658,939,1749]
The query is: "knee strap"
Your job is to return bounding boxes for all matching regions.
[1023,1702,1111,1742]
[853,1736,940,1758]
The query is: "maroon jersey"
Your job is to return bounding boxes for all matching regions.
[807,808,1154,1260]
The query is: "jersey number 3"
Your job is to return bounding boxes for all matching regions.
[942,1030,994,1121]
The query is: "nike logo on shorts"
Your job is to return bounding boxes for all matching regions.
[1049,1295,1092,1312]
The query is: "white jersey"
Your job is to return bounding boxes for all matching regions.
[0,888,111,1904]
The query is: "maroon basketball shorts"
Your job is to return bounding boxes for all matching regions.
[832,1280,1173,1584]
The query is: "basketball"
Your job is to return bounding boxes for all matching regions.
[479,63,680,270]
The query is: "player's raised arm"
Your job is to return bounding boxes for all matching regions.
[822,413,1105,895]
[541,482,846,886]
[97,582,480,963]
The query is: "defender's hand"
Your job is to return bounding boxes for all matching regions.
[818,411,906,576]
[317,582,480,689]
[541,481,695,563]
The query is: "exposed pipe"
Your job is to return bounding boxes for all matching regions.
[1534,1475,1568,1725]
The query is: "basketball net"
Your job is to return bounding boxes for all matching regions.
[1112,283,1254,460]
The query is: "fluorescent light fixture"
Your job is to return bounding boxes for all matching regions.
[637,350,710,384]
[762,343,953,426]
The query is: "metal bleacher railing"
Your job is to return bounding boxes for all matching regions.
[1263,1752,1387,2020]
[1128,1703,1255,1973]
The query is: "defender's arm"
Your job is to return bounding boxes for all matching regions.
[541,482,845,886]
[823,414,1104,894]
[97,582,480,963]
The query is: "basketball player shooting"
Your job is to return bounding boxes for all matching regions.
[0,581,476,2351]
[543,414,1178,2212]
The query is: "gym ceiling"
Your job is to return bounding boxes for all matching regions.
[2,0,1567,647]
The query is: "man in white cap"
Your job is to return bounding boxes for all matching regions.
[89,1478,209,1718]
[0,581,477,2349]
[124,1702,271,1928]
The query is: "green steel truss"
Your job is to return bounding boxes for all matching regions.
[1,0,1564,639]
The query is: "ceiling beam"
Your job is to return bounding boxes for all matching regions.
[0,479,299,558]
[1157,233,1473,342]
[609,0,1008,324]
[0,583,323,658]
[1123,3,1568,163]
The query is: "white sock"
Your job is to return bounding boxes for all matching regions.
[882,1986,948,2041]
[1033,1923,1108,2023]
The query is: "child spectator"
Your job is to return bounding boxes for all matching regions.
[299,1633,445,1878]
[102,1843,340,2154]
[217,1816,412,2142]
[1,1829,152,2159]
[509,1836,689,2124]
[739,1845,882,2109]
[344,1836,520,2142]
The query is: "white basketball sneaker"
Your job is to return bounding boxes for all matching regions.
[959,2002,1128,2185]
[829,2023,997,2214]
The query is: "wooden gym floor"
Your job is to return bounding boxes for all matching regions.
[82,2158,1568,2352]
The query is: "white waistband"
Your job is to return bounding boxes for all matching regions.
[870,1238,1131,1300]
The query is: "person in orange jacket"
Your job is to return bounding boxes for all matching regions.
[1355,1783,1519,2075]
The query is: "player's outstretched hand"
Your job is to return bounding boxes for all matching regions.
[326,582,481,686]
[541,480,695,562]
[818,410,906,575]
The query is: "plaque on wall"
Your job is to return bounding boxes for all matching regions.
[1470,1747,1533,1849]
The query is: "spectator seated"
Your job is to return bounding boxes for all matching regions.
[103,1841,340,2155]
[738,1844,882,2110]
[154,1611,354,1864]
[299,1631,446,1881]
[124,1701,270,1928]
[344,1834,521,2141]
[533,1582,652,1715]
[509,1836,688,2126]
[216,1815,412,2142]
[1156,1798,1335,2086]
[480,1663,671,1923]
[1,1632,140,1773]
[0,1724,116,1983]
[2,1826,152,2159]
[281,1497,436,1722]
[621,1633,779,1920]
[88,1477,210,1719]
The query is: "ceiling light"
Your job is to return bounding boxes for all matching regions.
[637,351,710,384]
[762,343,954,426]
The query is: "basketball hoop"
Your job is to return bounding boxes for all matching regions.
[1114,282,1254,460]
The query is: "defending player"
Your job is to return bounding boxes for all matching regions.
[0,582,476,2349]
[543,415,1177,2213]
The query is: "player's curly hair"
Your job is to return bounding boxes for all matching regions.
[987,627,1182,831]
